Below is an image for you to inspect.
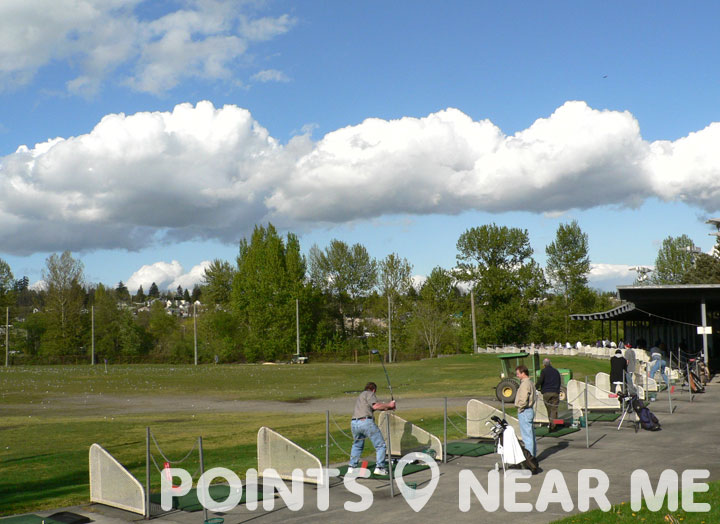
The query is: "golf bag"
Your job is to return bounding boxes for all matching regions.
[488,416,539,473]
[689,369,705,393]
[631,397,661,431]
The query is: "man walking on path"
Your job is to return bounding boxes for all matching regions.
[348,382,396,476]
[536,358,561,431]
[514,365,537,457]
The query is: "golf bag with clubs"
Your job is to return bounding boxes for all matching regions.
[487,415,539,473]
[631,397,661,431]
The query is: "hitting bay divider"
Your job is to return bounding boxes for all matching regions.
[377,411,443,460]
[465,399,522,440]
[89,428,211,520]
[89,443,147,516]
[257,426,323,484]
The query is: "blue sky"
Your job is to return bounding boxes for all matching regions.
[1,1,720,293]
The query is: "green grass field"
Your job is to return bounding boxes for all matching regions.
[0,354,626,516]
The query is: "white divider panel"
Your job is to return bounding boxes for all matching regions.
[567,379,620,411]
[89,443,146,515]
[377,411,443,460]
[257,426,323,484]
[466,399,523,440]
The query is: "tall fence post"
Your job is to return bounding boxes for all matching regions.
[145,427,151,519]
[325,410,330,469]
[199,436,208,524]
[385,414,394,498]
[443,397,448,464]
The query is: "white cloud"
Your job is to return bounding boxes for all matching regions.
[3,100,720,255]
[588,263,639,291]
[0,0,295,95]
[126,260,210,293]
[251,69,290,83]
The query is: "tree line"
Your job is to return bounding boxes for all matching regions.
[5,220,707,364]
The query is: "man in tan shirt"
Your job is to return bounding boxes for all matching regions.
[348,382,396,476]
[514,365,536,457]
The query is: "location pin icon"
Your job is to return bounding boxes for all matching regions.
[394,452,440,512]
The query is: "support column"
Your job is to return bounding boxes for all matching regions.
[701,297,710,367]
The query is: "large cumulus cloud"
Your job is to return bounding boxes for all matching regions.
[1,100,720,255]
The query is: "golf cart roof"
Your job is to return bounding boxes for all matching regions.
[497,352,530,359]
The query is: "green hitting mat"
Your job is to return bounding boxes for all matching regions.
[445,441,496,457]
[337,462,429,480]
[0,517,64,524]
[586,412,620,422]
[535,426,581,437]
[150,484,265,512]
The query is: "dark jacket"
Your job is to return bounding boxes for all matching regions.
[536,365,561,393]
[610,353,627,385]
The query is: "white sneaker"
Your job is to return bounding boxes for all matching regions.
[347,466,355,474]
[373,467,388,476]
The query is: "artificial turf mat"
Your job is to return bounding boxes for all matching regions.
[535,426,581,437]
[337,462,429,480]
[586,412,620,421]
[445,441,496,457]
[150,484,265,512]
[0,517,64,524]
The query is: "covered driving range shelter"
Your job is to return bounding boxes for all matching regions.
[570,284,720,370]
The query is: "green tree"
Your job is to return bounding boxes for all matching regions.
[682,253,720,284]
[545,220,591,338]
[92,284,120,358]
[191,285,202,303]
[148,282,160,298]
[651,234,696,284]
[202,259,235,305]
[410,267,457,358]
[116,281,130,302]
[135,285,146,303]
[309,240,377,339]
[0,257,14,308]
[232,224,307,361]
[42,251,86,356]
[378,253,413,362]
[545,220,590,300]
[456,224,545,344]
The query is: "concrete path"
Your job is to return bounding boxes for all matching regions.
[15,378,720,524]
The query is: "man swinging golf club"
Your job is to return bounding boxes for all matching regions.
[348,381,396,476]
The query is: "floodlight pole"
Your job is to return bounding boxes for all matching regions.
[388,295,392,364]
[584,376,589,449]
[91,305,95,366]
[193,303,198,366]
[4,307,8,367]
[470,289,477,353]
[296,299,300,357]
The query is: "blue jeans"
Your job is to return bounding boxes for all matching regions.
[649,357,669,385]
[517,408,536,457]
[350,418,387,468]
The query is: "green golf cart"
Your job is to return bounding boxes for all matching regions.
[495,351,572,403]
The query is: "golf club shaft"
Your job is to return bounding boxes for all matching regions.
[379,359,394,401]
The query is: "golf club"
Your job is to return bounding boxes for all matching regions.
[370,349,394,400]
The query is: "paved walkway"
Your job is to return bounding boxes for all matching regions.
[16,378,720,524]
